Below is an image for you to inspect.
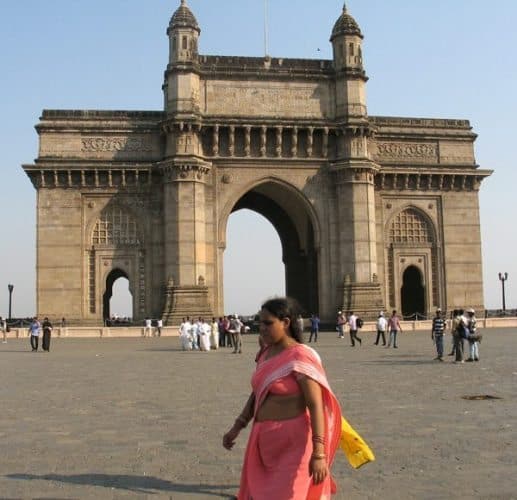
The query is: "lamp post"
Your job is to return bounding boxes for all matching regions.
[7,284,14,320]
[498,272,508,312]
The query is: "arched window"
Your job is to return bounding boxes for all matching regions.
[92,207,140,246]
[389,208,433,244]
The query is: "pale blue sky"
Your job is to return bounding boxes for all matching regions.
[0,1,515,317]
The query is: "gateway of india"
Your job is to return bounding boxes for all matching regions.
[24,1,491,324]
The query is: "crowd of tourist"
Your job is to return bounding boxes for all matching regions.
[178,315,251,353]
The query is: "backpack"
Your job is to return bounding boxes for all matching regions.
[357,318,364,329]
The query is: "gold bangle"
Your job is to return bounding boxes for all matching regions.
[311,453,326,460]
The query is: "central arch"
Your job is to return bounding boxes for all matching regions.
[221,179,320,315]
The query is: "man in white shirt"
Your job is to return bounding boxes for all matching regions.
[144,317,152,337]
[347,311,362,347]
[374,311,387,346]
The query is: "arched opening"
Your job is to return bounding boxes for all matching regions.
[224,210,285,315]
[401,266,425,318]
[223,181,319,315]
[103,269,132,322]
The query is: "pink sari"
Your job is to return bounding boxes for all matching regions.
[238,344,342,500]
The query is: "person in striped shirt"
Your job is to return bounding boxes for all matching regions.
[431,308,446,361]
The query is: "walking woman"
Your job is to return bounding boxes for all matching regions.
[223,297,343,499]
[42,317,53,352]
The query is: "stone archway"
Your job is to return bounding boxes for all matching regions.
[222,180,319,315]
[103,268,131,321]
[401,265,425,318]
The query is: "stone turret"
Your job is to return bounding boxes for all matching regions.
[330,3,368,119]
[163,0,201,117]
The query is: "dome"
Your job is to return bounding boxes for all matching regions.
[169,0,200,33]
[330,4,363,40]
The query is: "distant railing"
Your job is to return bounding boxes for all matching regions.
[485,309,517,318]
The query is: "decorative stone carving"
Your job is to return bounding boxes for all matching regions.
[81,137,153,153]
[374,142,437,161]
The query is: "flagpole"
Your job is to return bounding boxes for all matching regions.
[264,0,269,56]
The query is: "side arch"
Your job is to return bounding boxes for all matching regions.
[384,205,441,317]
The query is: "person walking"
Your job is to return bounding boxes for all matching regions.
[465,308,480,362]
[222,297,344,499]
[296,314,304,336]
[1,316,7,344]
[143,317,152,338]
[308,314,320,343]
[386,310,402,348]
[211,317,220,350]
[347,311,362,346]
[431,308,445,361]
[374,312,387,346]
[41,317,53,352]
[28,317,41,352]
[155,318,163,337]
[336,310,346,338]
[451,309,466,363]
[230,315,243,354]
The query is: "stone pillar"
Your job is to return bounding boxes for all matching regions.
[260,126,267,157]
[212,125,219,157]
[161,156,213,324]
[307,127,314,158]
[244,126,251,157]
[291,127,298,157]
[331,127,383,318]
[229,125,235,157]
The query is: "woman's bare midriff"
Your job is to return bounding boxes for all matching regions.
[255,393,306,422]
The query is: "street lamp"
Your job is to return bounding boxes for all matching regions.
[498,272,508,313]
[7,284,14,320]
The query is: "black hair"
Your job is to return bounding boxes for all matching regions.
[261,297,303,344]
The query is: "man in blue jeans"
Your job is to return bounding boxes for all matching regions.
[386,310,402,348]
[431,308,445,361]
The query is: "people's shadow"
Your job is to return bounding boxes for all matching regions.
[6,473,237,497]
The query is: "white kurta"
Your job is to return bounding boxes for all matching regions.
[199,323,211,351]
[211,322,219,349]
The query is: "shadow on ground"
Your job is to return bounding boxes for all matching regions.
[6,473,237,497]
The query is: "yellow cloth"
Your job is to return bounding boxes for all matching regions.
[339,416,375,469]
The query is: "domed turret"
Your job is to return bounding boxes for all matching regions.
[330,3,363,41]
[330,3,365,74]
[168,0,200,34]
[330,3,368,119]
[167,0,200,65]
[163,0,201,115]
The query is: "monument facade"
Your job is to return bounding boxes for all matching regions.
[24,1,491,324]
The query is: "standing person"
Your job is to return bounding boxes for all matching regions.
[211,317,220,350]
[230,315,243,354]
[347,311,362,346]
[28,317,41,352]
[222,297,344,499]
[155,318,163,337]
[217,317,225,347]
[465,308,480,362]
[222,315,231,348]
[452,309,465,363]
[143,317,152,338]
[179,317,192,351]
[386,310,402,348]
[431,308,445,361]
[374,312,387,346]
[1,316,7,344]
[308,313,320,343]
[336,310,346,338]
[41,317,53,352]
[198,318,211,352]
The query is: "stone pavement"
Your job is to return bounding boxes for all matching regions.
[0,328,515,499]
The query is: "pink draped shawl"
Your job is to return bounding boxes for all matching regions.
[238,344,342,500]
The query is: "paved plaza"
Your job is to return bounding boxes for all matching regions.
[0,328,515,499]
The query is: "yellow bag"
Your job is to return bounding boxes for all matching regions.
[339,416,375,469]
